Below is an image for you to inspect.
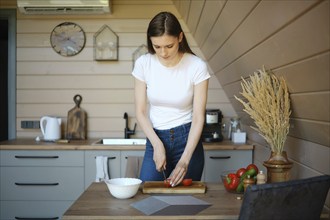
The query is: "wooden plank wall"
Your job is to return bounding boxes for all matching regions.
[174,0,329,208]
[0,0,234,139]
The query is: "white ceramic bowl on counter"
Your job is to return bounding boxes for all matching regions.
[105,178,142,199]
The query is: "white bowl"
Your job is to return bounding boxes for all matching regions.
[105,178,142,199]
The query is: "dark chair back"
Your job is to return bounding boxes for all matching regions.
[238,175,330,220]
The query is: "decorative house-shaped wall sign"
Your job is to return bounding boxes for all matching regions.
[132,44,148,69]
[94,25,118,61]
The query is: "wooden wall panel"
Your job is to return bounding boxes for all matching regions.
[202,0,258,60]
[17,90,135,104]
[0,0,16,8]
[176,0,190,21]
[17,61,133,75]
[17,75,134,89]
[193,0,224,46]
[216,1,329,85]
[209,0,316,74]
[275,52,330,93]
[17,104,136,118]
[290,92,329,121]
[186,0,205,34]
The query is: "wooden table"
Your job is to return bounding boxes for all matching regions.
[63,182,243,219]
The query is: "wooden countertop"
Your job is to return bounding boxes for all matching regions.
[0,139,254,151]
[62,182,243,220]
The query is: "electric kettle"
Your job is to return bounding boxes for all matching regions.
[40,116,62,141]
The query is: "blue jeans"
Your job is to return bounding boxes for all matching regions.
[139,122,204,181]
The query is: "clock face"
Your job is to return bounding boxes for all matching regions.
[50,22,86,57]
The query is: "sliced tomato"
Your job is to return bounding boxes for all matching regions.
[164,178,171,188]
[182,178,192,186]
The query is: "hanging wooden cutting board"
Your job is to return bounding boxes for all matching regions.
[142,181,206,194]
[66,94,87,140]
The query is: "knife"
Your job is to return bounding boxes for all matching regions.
[162,169,167,181]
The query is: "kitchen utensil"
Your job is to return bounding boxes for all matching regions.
[162,169,167,181]
[66,94,87,140]
[105,178,142,199]
[228,117,241,139]
[40,116,61,141]
[142,181,206,194]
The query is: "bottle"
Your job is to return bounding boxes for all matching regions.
[243,175,255,192]
[256,170,266,184]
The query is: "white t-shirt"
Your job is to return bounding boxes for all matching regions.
[132,53,210,130]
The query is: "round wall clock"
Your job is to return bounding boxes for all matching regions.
[50,22,86,57]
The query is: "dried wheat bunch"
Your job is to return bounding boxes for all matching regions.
[235,67,291,154]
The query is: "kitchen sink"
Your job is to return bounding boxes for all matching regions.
[93,138,146,145]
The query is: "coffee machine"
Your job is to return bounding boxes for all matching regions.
[201,109,223,142]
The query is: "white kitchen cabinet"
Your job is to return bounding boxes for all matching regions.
[0,150,84,220]
[84,150,121,189]
[204,150,253,182]
[120,150,145,178]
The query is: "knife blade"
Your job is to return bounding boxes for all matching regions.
[162,169,167,181]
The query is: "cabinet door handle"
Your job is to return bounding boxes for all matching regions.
[15,217,59,220]
[94,156,116,159]
[15,156,59,159]
[15,183,59,186]
[209,156,231,159]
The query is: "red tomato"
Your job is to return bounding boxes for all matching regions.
[164,179,171,188]
[246,164,259,174]
[236,168,247,178]
[182,178,192,186]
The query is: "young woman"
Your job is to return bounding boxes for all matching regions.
[132,12,210,187]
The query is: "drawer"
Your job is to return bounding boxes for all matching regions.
[0,150,84,166]
[0,167,84,200]
[0,200,73,220]
[204,150,253,182]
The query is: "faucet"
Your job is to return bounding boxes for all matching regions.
[123,112,137,139]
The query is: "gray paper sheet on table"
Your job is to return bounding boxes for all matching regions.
[131,195,211,216]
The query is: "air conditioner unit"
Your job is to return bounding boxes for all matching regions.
[17,0,111,15]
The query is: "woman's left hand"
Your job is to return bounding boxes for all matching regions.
[169,160,189,187]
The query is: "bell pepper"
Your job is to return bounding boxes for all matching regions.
[224,173,239,190]
[236,181,244,193]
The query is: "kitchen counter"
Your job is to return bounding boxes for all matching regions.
[63,182,330,220]
[62,182,243,220]
[0,139,254,151]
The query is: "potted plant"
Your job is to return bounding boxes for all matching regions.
[235,66,293,182]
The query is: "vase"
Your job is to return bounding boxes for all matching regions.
[263,151,293,183]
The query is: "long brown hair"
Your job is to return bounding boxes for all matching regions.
[147,12,195,55]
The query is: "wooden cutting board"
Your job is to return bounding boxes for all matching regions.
[142,181,206,194]
[66,94,87,140]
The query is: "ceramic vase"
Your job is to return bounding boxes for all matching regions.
[263,151,293,183]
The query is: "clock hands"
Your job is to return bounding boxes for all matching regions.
[51,22,85,56]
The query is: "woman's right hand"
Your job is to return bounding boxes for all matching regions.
[153,144,166,172]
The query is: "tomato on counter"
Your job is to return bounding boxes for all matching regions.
[246,164,259,175]
[164,179,171,188]
[236,168,246,178]
[182,178,192,186]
